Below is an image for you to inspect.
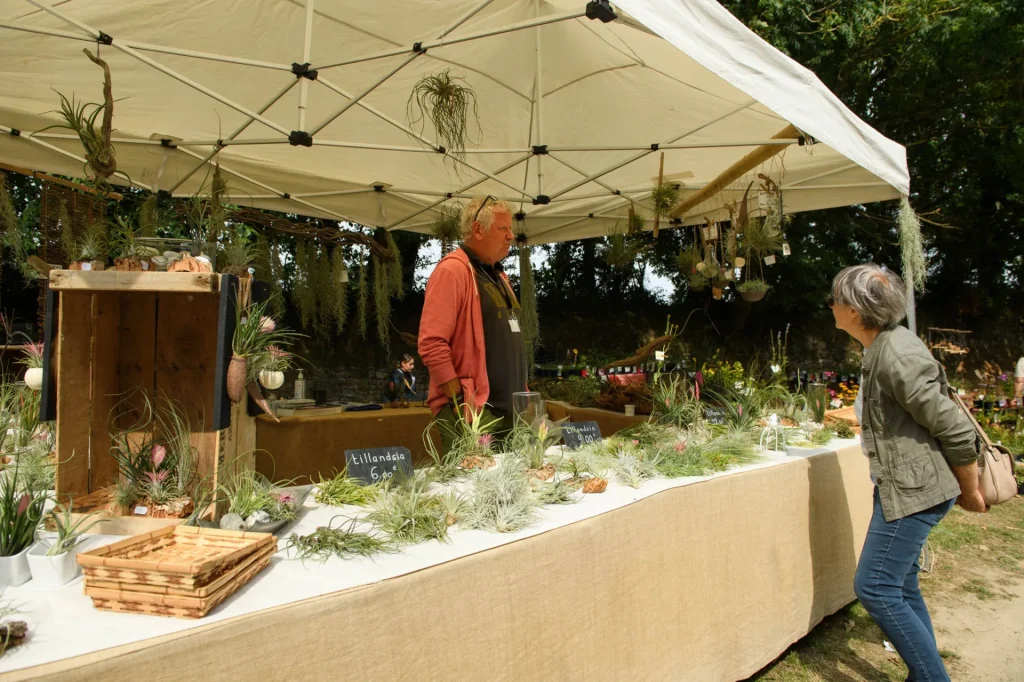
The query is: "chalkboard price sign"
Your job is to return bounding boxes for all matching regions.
[704,407,727,425]
[562,421,603,450]
[344,447,413,485]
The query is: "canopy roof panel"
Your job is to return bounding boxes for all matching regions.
[0,0,908,243]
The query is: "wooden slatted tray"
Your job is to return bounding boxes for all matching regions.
[78,526,274,588]
[86,543,274,619]
[84,542,277,598]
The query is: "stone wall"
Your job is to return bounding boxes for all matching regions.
[277,361,429,405]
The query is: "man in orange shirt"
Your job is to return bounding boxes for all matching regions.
[418,196,527,447]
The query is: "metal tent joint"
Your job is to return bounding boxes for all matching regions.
[532,144,548,155]
[291,62,319,81]
[8,129,20,137]
[289,131,313,147]
[97,31,113,46]
[159,138,176,148]
[670,217,683,226]
[412,42,427,54]
[282,192,291,199]
[585,1,616,23]
[514,211,526,222]
[532,195,551,205]
[373,184,385,192]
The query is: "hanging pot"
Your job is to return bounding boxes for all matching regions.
[0,545,33,587]
[227,355,248,403]
[24,367,43,391]
[258,370,285,390]
[741,290,766,302]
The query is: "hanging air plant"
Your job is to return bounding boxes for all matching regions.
[373,253,392,351]
[43,49,117,182]
[208,163,227,244]
[220,229,257,277]
[384,230,405,301]
[737,278,769,302]
[676,243,701,275]
[331,246,349,332]
[603,223,642,269]
[292,240,315,330]
[0,175,35,282]
[628,205,645,235]
[356,248,369,339]
[650,182,680,219]
[138,193,159,237]
[688,271,708,292]
[431,205,463,253]
[898,196,927,293]
[407,69,480,161]
[518,237,539,375]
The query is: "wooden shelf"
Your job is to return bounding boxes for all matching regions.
[49,270,220,293]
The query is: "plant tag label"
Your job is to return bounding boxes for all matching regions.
[141,261,150,271]
[764,255,777,266]
[654,350,666,362]
[782,243,791,256]
[134,506,148,516]
[725,269,734,280]
[345,447,413,485]
[563,421,602,451]
[704,407,727,425]
[81,262,92,271]
[758,191,770,209]
[339,270,349,283]
[706,225,718,240]
[509,318,521,333]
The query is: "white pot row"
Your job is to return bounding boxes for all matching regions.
[0,539,87,588]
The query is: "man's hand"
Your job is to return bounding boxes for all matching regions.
[956,489,988,513]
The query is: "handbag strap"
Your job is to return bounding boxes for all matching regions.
[949,389,994,449]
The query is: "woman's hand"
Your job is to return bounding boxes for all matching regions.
[956,489,988,513]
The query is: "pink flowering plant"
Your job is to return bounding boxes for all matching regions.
[0,458,50,556]
[232,299,302,383]
[18,342,44,370]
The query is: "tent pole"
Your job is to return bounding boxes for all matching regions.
[534,0,545,197]
[122,40,292,71]
[4,126,150,190]
[309,53,421,136]
[165,79,298,194]
[0,20,91,41]
[780,162,858,188]
[312,140,530,154]
[298,0,316,132]
[546,140,797,152]
[670,124,798,218]
[313,10,586,70]
[440,0,498,38]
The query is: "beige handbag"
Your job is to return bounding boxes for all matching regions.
[951,392,1018,506]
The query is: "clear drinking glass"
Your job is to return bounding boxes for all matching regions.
[512,391,545,427]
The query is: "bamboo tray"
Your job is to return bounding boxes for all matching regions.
[86,544,273,619]
[84,542,277,598]
[78,526,275,589]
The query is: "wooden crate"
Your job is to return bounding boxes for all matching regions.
[46,270,253,531]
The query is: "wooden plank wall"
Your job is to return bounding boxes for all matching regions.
[55,292,93,500]
[88,293,122,492]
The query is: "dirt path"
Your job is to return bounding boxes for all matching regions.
[931,571,1024,682]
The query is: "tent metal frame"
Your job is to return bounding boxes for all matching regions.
[2,0,822,240]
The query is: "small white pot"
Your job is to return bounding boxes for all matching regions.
[259,370,285,390]
[27,540,84,587]
[0,545,33,587]
[24,367,43,391]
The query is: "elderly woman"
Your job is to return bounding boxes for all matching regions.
[830,264,983,682]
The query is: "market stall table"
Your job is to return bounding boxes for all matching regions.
[2,440,873,681]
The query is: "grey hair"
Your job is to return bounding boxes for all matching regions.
[831,263,907,330]
[460,196,511,239]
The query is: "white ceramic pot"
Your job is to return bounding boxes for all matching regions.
[27,540,85,587]
[0,545,33,587]
[24,367,43,391]
[259,370,285,390]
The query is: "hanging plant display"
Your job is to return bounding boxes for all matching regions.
[356,248,369,339]
[220,229,257,277]
[110,215,153,271]
[68,220,108,271]
[517,235,540,374]
[384,230,405,301]
[737,278,769,302]
[407,69,480,161]
[330,246,349,332]
[431,205,462,254]
[373,251,392,351]
[628,205,645,235]
[603,222,642,269]
[43,49,117,183]
[292,239,315,330]
[898,195,927,292]
[651,182,680,219]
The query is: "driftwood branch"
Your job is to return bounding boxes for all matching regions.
[602,334,676,370]
[229,207,395,261]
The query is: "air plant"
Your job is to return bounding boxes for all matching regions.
[613,451,660,489]
[431,205,463,253]
[555,448,611,481]
[650,182,680,218]
[651,375,702,430]
[464,457,537,533]
[407,69,480,162]
[807,425,836,447]
[628,208,646,235]
[899,196,927,292]
[806,383,828,423]
[835,421,855,439]
[221,232,258,276]
[428,403,502,480]
[313,470,380,507]
[508,417,567,471]
[0,461,50,557]
[286,516,393,562]
[44,504,102,556]
[737,278,769,294]
[603,223,642,269]
[108,389,157,484]
[110,215,150,260]
[676,243,702,275]
[531,475,578,506]
[18,343,44,371]
[367,473,451,544]
[110,478,139,514]
[74,220,108,263]
[356,249,369,338]
[220,470,298,523]
[0,597,27,657]
[656,429,759,478]
[518,237,540,373]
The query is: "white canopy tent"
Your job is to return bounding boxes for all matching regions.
[0,0,908,244]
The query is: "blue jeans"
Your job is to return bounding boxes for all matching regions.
[854,488,955,682]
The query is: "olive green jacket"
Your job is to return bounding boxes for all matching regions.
[860,326,978,521]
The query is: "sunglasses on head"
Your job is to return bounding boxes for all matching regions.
[472,195,496,225]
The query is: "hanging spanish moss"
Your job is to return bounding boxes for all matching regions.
[898,195,927,293]
[266,233,285,319]
[331,246,349,333]
[356,248,369,339]
[384,230,405,301]
[138,193,159,237]
[208,163,227,244]
[407,69,480,163]
[311,242,334,338]
[518,239,539,375]
[292,239,315,330]
[373,253,392,352]
[0,175,33,282]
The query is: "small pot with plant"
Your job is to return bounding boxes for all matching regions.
[254,346,291,391]
[508,416,568,481]
[0,462,51,587]
[737,278,769,302]
[67,221,107,271]
[27,504,101,586]
[110,216,153,271]
[20,342,44,391]
[229,299,300,404]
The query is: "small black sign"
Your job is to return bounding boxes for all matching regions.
[562,421,603,450]
[704,407,727,425]
[344,447,413,485]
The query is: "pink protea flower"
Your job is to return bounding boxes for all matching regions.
[259,316,276,333]
[16,493,30,516]
[151,443,167,469]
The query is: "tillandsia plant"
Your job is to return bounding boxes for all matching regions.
[508,416,567,472]
[431,205,463,253]
[367,472,451,544]
[155,396,199,500]
[613,450,661,489]
[232,299,302,384]
[313,470,380,507]
[464,456,537,533]
[0,595,27,657]
[655,428,759,478]
[407,69,480,162]
[286,516,394,562]
[650,182,680,219]
[107,388,157,485]
[0,461,50,557]
[427,403,502,480]
[806,425,836,447]
[110,215,150,261]
[806,383,828,424]
[221,231,258,277]
[651,375,702,430]
[898,195,927,293]
[18,342,44,371]
[43,504,102,556]
[220,470,299,523]
[530,475,578,506]
[736,278,769,294]
[74,220,108,264]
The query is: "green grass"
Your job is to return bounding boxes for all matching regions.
[961,577,996,600]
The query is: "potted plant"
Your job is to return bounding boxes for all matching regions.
[229,299,300,403]
[67,221,107,271]
[0,462,50,587]
[19,342,44,391]
[737,278,769,302]
[27,504,101,586]
[254,345,292,390]
[110,216,155,271]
